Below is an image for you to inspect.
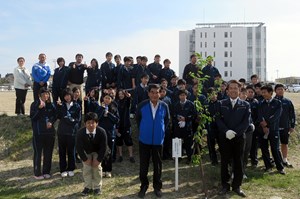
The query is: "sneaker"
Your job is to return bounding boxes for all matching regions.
[129,157,136,163]
[106,172,112,178]
[43,174,51,179]
[118,156,123,163]
[61,171,68,178]
[278,169,286,175]
[93,188,102,195]
[81,187,91,196]
[68,171,74,177]
[34,175,44,180]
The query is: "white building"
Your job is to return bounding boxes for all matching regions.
[179,22,266,81]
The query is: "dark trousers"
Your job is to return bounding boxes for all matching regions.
[139,142,163,190]
[174,127,193,160]
[243,129,253,172]
[207,126,219,163]
[163,126,172,159]
[58,134,76,172]
[219,134,245,190]
[32,134,55,176]
[259,131,284,171]
[33,82,47,101]
[15,88,27,114]
[52,88,64,105]
[102,132,112,172]
[250,127,260,165]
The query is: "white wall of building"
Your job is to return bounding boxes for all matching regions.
[179,30,193,78]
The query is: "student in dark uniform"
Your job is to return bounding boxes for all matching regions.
[131,56,150,88]
[202,56,220,93]
[171,79,191,105]
[182,54,198,87]
[246,86,260,168]
[85,58,102,100]
[148,54,162,84]
[217,81,228,100]
[168,75,178,93]
[173,89,197,164]
[258,84,285,175]
[76,112,108,196]
[114,54,123,85]
[96,93,119,178]
[117,56,133,90]
[84,88,100,115]
[216,80,250,197]
[52,57,70,105]
[101,52,116,89]
[57,88,82,178]
[131,74,149,115]
[30,88,57,180]
[254,83,264,102]
[274,84,296,167]
[159,59,175,85]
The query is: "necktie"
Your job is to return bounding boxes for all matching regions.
[232,100,236,108]
[89,133,93,140]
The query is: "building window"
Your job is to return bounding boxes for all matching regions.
[230,51,232,57]
[213,51,216,57]
[213,42,216,48]
[230,32,232,38]
[200,42,202,48]
[230,42,232,48]
[224,61,228,67]
[205,42,207,48]
[230,71,232,77]
[230,61,232,67]
[205,52,207,57]
[200,52,202,56]
[214,32,216,38]
[224,71,228,77]
[200,32,202,38]
[224,32,228,38]
[205,32,207,38]
[224,51,228,57]
[224,42,228,48]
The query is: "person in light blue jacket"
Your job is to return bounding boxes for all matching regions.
[32,53,51,101]
[135,84,170,198]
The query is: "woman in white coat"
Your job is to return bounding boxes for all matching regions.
[13,57,32,115]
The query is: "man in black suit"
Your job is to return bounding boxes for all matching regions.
[216,80,251,198]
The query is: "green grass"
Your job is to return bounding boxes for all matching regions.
[0,114,300,198]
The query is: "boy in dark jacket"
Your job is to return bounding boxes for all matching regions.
[173,89,196,164]
[30,88,56,179]
[101,52,116,89]
[85,58,101,99]
[57,88,82,178]
[117,56,133,89]
[76,112,108,196]
[131,74,149,115]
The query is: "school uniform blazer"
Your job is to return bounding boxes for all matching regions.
[52,66,70,90]
[274,96,296,129]
[216,98,251,137]
[257,98,282,131]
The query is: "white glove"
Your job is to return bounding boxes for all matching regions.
[178,121,186,128]
[226,130,236,140]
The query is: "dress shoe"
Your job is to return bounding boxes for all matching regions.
[218,187,229,195]
[138,186,148,198]
[154,189,162,198]
[278,169,286,175]
[232,188,246,197]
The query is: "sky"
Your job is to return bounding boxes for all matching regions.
[0,0,299,81]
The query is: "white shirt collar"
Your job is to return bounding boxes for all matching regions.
[150,101,159,119]
[86,128,96,136]
[140,83,147,88]
[66,101,73,110]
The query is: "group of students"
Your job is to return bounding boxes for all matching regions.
[13,52,296,197]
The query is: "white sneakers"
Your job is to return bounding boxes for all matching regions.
[103,172,112,178]
[61,171,74,178]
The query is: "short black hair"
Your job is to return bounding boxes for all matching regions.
[171,75,178,80]
[114,54,121,60]
[246,85,255,92]
[177,79,186,85]
[106,52,113,57]
[251,74,258,80]
[39,87,50,96]
[17,57,25,62]
[240,88,247,93]
[239,78,246,83]
[141,56,148,62]
[123,56,131,63]
[207,87,216,94]
[227,80,241,89]
[57,57,65,65]
[254,82,262,88]
[140,73,149,79]
[72,87,80,93]
[75,53,83,58]
[148,84,160,92]
[190,54,197,59]
[214,73,222,78]
[221,81,228,86]
[160,78,167,83]
[84,112,99,123]
[261,84,273,93]
[136,56,142,60]
[163,59,171,64]
[154,54,160,58]
[178,89,188,96]
[275,84,284,91]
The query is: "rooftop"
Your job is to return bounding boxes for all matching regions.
[196,22,264,28]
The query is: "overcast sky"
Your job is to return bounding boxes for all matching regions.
[0,0,299,80]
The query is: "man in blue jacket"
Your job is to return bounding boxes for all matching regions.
[136,84,170,198]
[32,53,51,101]
[216,80,250,198]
